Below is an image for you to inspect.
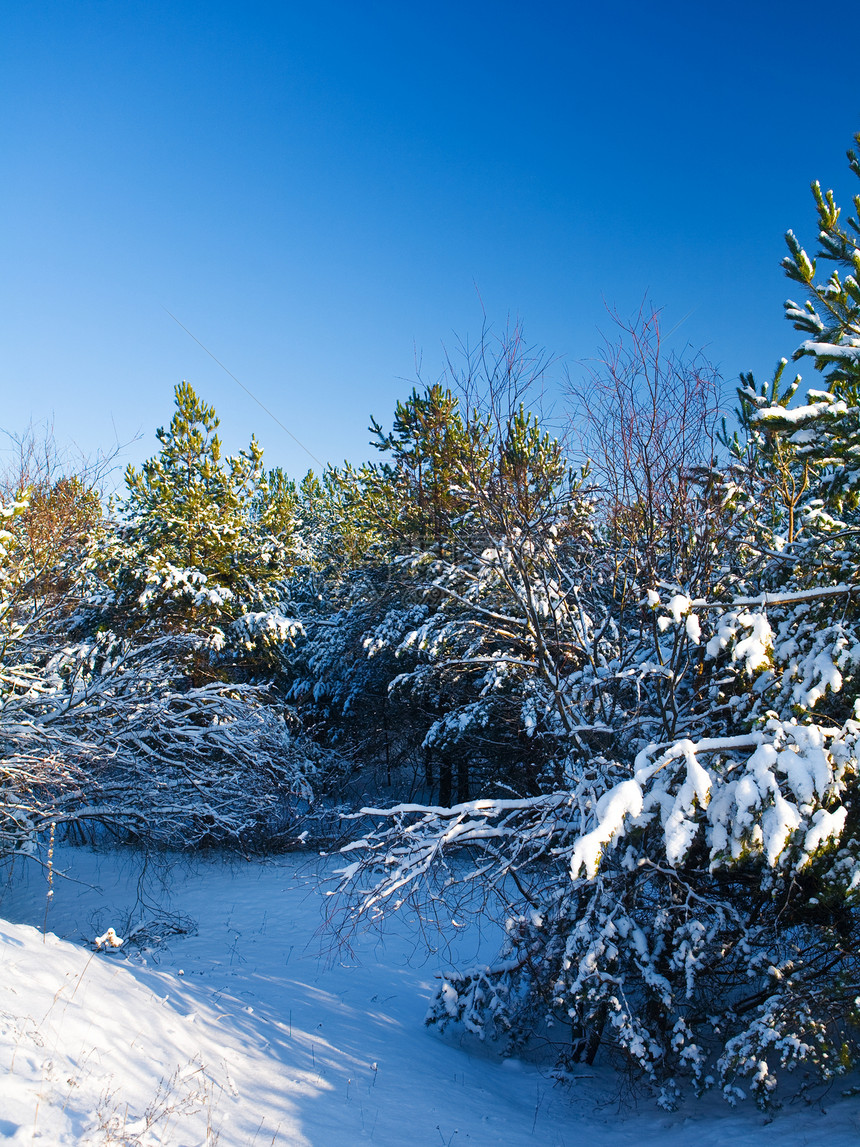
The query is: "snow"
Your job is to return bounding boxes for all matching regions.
[569,778,644,878]
[799,339,860,360]
[752,396,848,426]
[732,611,773,673]
[0,845,858,1146]
[802,805,848,859]
[667,594,692,623]
[577,726,851,872]
[94,925,124,949]
[685,612,701,644]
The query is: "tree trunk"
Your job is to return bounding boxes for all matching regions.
[438,755,452,806]
[456,756,469,804]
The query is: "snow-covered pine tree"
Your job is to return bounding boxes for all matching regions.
[113,381,302,671]
[337,142,860,1108]
[296,328,600,803]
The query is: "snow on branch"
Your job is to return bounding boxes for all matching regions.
[337,717,856,926]
[0,632,336,855]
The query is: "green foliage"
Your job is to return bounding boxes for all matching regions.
[366,383,477,558]
[124,381,292,597]
[254,464,299,544]
[296,464,390,578]
[783,134,860,395]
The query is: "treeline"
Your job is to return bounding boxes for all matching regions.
[3,136,860,1107]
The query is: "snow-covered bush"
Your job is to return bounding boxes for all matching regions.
[0,623,337,855]
[0,413,333,859]
[338,697,858,1106]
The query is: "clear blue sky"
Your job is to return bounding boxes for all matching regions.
[1,0,858,484]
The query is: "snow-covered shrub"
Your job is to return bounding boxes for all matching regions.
[338,697,859,1105]
[0,629,337,855]
[0,440,332,858]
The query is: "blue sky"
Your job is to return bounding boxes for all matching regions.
[1,0,858,485]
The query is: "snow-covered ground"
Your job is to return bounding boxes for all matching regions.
[1,845,857,1146]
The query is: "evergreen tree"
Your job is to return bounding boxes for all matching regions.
[124,381,291,596]
[367,384,478,559]
[112,383,301,667]
[337,141,860,1107]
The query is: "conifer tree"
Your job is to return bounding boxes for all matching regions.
[367,384,477,559]
[124,381,290,594]
[741,134,860,526]
[337,139,860,1107]
[112,385,294,640]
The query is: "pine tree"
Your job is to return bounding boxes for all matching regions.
[336,142,860,1107]
[124,382,288,590]
[115,383,298,641]
[744,134,860,524]
[368,384,477,559]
